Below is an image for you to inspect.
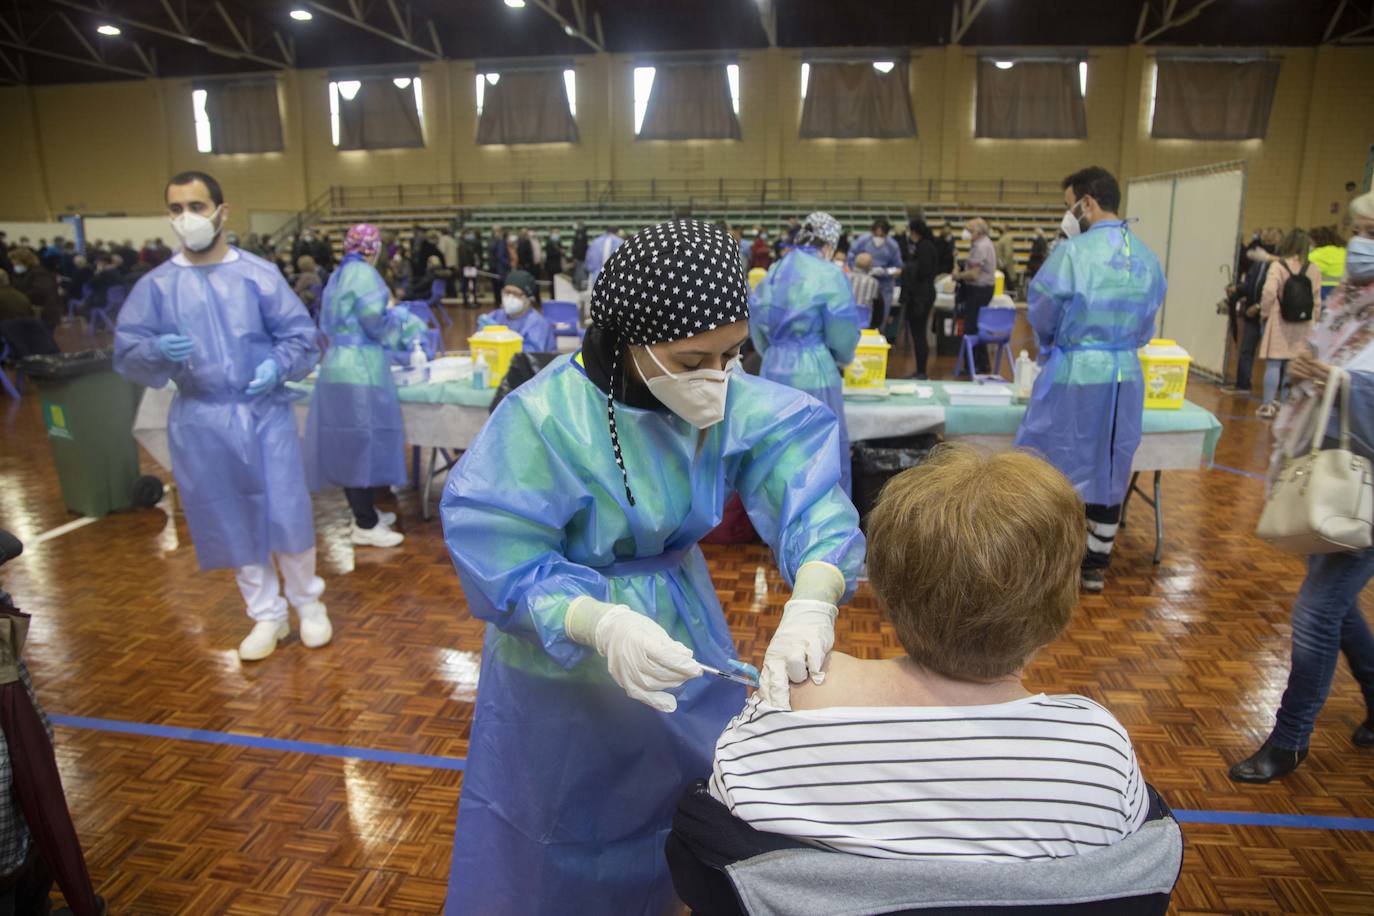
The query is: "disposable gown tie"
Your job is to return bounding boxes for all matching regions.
[1012,221,1167,506]
[113,248,319,570]
[303,255,427,490]
[440,354,864,915]
[749,248,861,495]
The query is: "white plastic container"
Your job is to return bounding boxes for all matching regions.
[1012,350,1041,401]
[944,382,1014,407]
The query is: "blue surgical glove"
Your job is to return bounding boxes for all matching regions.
[245,358,279,396]
[476,313,495,329]
[157,334,194,363]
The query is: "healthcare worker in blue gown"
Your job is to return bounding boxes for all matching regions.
[440,220,865,915]
[750,211,862,495]
[475,268,557,352]
[115,170,327,662]
[846,217,903,327]
[304,222,427,549]
[1013,166,1166,594]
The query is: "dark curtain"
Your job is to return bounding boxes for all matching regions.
[799,61,917,140]
[975,60,1086,139]
[1151,59,1280,140]
[476,70,579,145]
[337,78,424,150]
[638,63,742,141]
[202,80,284,154]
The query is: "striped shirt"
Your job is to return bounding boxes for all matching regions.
[709,693,1149,862]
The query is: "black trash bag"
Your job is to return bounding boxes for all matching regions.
[851,432,940,530]
[18,348,113,382]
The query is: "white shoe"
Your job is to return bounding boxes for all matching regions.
[350,520,404,547]
[297,601,333,649]
[377,510,396,527]
[238,620,289,661]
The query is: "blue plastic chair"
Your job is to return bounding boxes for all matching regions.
[399,299,443,356]
[0,338,20,399]
[89,284,125,335]
[955,306,1016,379]
[542,299,582,339]
[429,278,453,328]
[67,282,92,328]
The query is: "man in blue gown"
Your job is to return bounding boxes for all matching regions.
[115,171,326,661]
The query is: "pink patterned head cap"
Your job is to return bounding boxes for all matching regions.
[344,222,381,258]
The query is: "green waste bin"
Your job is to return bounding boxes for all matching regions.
[20,348,162,517]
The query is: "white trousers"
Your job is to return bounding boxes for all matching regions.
[234,547,325,622]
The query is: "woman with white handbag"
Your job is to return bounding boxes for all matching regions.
[1231,192,1374,783]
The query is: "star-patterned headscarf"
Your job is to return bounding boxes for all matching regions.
[797,211,842,248]
[590,219,750,505]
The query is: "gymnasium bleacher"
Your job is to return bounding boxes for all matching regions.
[292,188,1066,280]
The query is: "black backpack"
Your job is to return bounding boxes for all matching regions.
[1278,258,1315,323]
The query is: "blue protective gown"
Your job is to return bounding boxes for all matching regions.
[847,233,903,307]
[477,306,557,352]
[584,232,624,285]
[114,248,319,570]
[440,354,865,915]
[750,247,862,495]
[303,254,427,491]
[1012,221,1167,506]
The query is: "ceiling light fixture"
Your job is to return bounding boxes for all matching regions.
[564,24,575,35]
[96,24,121,36]
[872,60,894,73]
[289,9,313,21]
[994,60,1015,70]
[504,0,526,8]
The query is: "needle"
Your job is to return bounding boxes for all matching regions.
[699,662,759,688]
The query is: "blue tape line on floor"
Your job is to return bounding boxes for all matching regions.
[1174,809,1374,832]
[1212,462,1267,480]
[52,716,1374,833]
[50,713,466,771]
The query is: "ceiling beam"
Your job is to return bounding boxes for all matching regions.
[47,0,288,69]
[302,0,441,59]
[760,0,778,47]
[1327,1,1374,43]
[1324,0,1352,42]
[0,45,27,83]
[528,0,603,52]
[0,35,152,79]
[213,2,251,55]
[951,0,991,44]
[1138,0,1220,44]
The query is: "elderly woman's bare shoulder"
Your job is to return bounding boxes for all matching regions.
[788,653,904,711]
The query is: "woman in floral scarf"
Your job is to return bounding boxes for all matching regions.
[1231,192,1374,783]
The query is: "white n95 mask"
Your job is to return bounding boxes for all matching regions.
[502,294,528,316]
[633,346,739,430]
[1060,209,1083,239]
[960,229,972,241]
[169,206,222,253]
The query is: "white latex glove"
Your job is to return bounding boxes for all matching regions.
[887,266,903,276]
[565,597,703,713]
[758,561,846,709]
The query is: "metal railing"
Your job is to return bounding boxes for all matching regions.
[276,176,1065,238]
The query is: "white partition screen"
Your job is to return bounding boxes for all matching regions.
[1125,161,1246,377]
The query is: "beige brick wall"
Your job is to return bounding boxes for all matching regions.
[1,45,1369,235]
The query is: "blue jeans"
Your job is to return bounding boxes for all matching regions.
[1270,547,1374,750]
[1263,358,1288,403]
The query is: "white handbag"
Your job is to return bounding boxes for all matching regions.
[1257,366,1374,554]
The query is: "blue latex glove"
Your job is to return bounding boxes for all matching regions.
[476,313,495,329]
[157,334,194,363]
[245,358,279,396]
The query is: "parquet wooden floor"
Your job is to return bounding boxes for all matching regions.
[1,311,1371,914]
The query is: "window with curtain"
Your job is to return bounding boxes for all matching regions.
[636,62,741,141]
[798,61,916,140]
[476,68,579,145]
[330,76,425,150]
[191,80,284,154]
[975,60,1086,139]
[1150,59,1280,140]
